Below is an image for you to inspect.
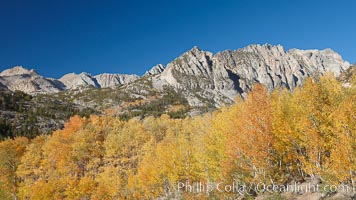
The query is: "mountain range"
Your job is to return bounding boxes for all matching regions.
[0,44,354,138]
[0,44,351,105]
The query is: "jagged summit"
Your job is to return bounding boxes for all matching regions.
[0,66,38,76]
[94,73,139,88]
[239,43,286,56]
[59,72,99,89]
[190,45,201,52]
[0,66,63,94]
[144,64,165,76]
[154,44,350,106]
[58,71,139,89]
[190,45,207,54]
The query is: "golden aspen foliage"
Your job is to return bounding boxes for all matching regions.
[269,89,301,182]
[94,118,151,199]
[0,74,354,199]
[0,137,29,200]
[222,84,274,183]
[16,135,47,199]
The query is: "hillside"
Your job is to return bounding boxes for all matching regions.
[0,74,354,199]
[0,89,96,139]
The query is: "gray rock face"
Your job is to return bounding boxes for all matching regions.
[0,66,64,94]
[144,64,165,76]
[0,80,7,90]
[288,48,348,76]
[154,44,350,106]
[0,67,139,94]
[0,66,139,95]
[157,46,237,106]
[59,72,139,89]
[59,72,100,89]
[0,66,38,76]
[95,73,138,88]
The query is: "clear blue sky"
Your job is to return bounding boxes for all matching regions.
[0,0,355,78]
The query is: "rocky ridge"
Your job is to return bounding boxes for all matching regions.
[152,44,350,106]
[144,64,165,76]
[0,44,352,107]
[0,44,353,138]
[95,73,139,88]
[0,66,65,94]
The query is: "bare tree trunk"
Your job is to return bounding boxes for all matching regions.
[12,193,17,200]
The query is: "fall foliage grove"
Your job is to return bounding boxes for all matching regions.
[0,74,355,199]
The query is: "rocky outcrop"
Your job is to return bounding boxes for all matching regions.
[0,81,7,90]
[0,66,38,76]
[157,46,238,106]
[0,67,139,94]
[154,44,350,107]
[59,72,138,89]
[0,66,64,94]
[288,48,348,76]
[94,73,138,88]
[59,72,100,89]
[338,64,355,87]
[144,64,165,76]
